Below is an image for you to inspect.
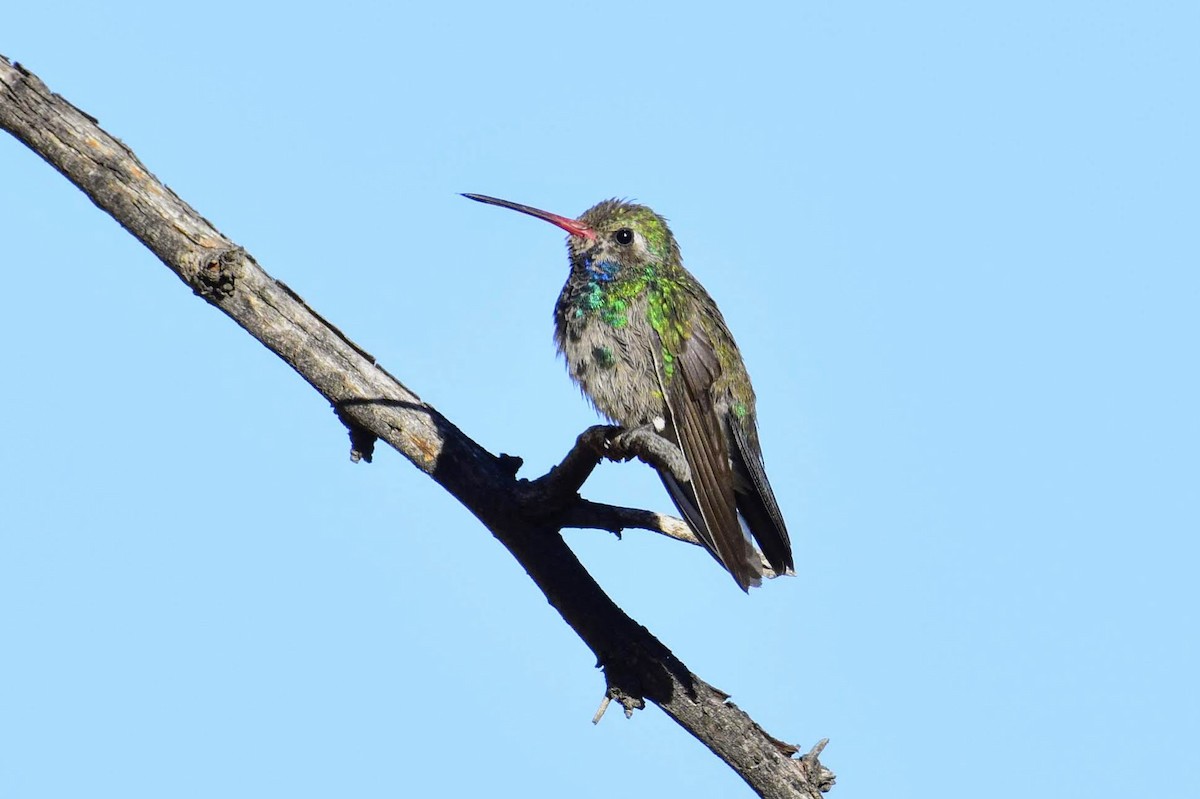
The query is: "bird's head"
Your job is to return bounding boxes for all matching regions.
[462,194,680,277]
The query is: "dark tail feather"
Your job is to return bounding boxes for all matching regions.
[660,471,763,591]
[729,422,794,576]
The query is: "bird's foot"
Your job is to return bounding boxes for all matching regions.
[605,425,692,484]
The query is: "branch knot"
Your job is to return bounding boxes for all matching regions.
[195,246,241,298]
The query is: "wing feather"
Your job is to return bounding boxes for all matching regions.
[656,319,763,590]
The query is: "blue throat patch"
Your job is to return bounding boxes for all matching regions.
[584,257,620,282]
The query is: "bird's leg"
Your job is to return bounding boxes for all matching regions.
[605,423,692,485]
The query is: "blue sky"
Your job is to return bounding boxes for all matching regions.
[2,2,1197,797]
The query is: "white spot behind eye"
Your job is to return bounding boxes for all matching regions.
[637,233,650,254]
[652,416,666,432]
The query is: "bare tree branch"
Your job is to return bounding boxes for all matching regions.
[1,55,833,798]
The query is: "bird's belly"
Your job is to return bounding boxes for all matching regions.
[559,321,664,427]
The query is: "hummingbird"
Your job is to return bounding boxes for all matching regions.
[463,193,793,591]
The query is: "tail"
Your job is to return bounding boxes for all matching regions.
[659,471,764,590]
[729,419,794,577]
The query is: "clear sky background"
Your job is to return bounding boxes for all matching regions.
[2,3,1197,797]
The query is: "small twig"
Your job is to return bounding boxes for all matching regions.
[799,739,836,794]
[562,499,785,578]
[563,500,697,543]
[591,695,611,725]
[336,404,378,463]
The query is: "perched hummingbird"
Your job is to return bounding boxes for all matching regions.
[463,193,793,591]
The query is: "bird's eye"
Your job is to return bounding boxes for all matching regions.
[614,228,635,245]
